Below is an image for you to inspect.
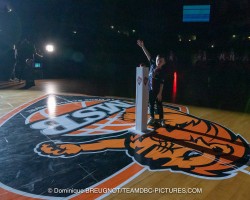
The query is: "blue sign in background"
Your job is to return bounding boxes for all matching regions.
[183,5,211,22]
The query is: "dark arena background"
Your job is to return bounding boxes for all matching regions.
[0,0,250,200]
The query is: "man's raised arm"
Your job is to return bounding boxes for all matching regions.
[137,40,151,61]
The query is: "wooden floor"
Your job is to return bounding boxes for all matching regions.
[0,79,249,200]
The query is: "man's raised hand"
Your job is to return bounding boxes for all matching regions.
[137,40,144,48]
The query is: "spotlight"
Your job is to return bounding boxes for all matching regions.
[0,3,13,13]
[45,44,54,53]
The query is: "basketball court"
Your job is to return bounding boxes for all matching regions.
[0,79,249,200]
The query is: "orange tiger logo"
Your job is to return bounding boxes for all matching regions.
[34,106,249,179]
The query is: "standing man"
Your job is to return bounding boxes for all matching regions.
[137,40,166,127]
[16,38,42,88]
[16,39,34,83]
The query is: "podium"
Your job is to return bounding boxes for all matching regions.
[134,66,149,134]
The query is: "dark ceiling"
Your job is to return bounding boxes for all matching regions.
[0,0,249,58]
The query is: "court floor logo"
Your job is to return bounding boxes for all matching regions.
[0,94,249,199]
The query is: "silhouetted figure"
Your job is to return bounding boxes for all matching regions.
[16,39,34,83]
[229,49,235,62]
[202,51,207,62]
[9,44,18,81]
[16,38,42,88]
[196,50,202,62]
[219,51,226,62]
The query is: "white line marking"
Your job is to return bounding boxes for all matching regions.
[7,103,13,108]
[19,113,26,119]
[239,169,250,175]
